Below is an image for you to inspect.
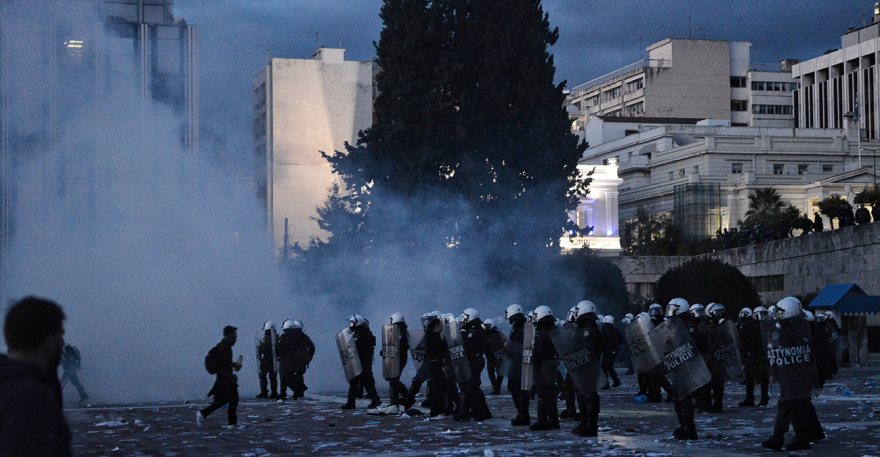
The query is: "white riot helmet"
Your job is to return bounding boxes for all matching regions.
[534,305,554,323]
[622,317,631,327]
[526,310,536,322]
[739,308,753,319]
[625,313,634,320]
[689,303,705,318]
[292,320,303,329]
[483,318,497,331]
[263,321,275,331]
[575,300,598,320]
[505,304,525,322]
[767,305,777,319]
[460,308,480,326]
[775,297,802,319]
[803,310,815,322]
[707,303,725,319]
[753,306,768,321]
[666,298,690,317]
[390,312,405,325]
[282,319,294,330]
[602,315,614,325]
[567,306,577,323]
[648,303,663,318]
[349,314,368,329]
[421,312,439,329]
[816,312,827,322]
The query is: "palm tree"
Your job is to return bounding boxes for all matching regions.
[745,188,784,219]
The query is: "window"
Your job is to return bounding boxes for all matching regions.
[586,95,599,107]
[625,101,644,116]
[693,165,700,175]
[730,76,747,88]
[752,104,793,115]
[751,81,766,91]
[669,171,674,181]
[731,100,748,111]
[626,78,644,92]
[798,164,808,175]
[607,109,622,117]
[732,163,743,173]
[773,164,784,175]
[679,169,685,178]
[823,164,834,173]
[603,87,621,101]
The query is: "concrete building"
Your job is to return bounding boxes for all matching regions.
[254,49,375,259]
[0,0,198,248]
[566,38,797,130]
[793,5,880,140]
[578,116,879,240]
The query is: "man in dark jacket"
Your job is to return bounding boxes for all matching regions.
[0,296,71,456]
[342,315,381,409]
[529,305,560,431]
[276,320,315,401]
[60,343,88,403]
[197,326,243,428]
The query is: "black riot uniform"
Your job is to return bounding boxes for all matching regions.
[573,313,603,437]
[508,314,530,426]
[424,318,448,418]
[529,317,560,431]
[342,323,382,409]
[276,325,315,400]
[697,316,725,413]
[738,315,769,406]
[257,329,278,399]
[458,318,491,421]
[600,321,623,388]
[484,325,505,395]
[670,312,702,440]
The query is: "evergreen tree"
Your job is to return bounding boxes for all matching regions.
[655,258,761,318]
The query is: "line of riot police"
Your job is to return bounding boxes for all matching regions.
[254,320,315,402]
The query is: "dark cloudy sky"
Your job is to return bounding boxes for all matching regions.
[175,0,874,168]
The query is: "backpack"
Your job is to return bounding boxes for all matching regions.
[205,345,220,375]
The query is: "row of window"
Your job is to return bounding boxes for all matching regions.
[752,81,799,92]
[731,162,834,174]
[753,104,793,115]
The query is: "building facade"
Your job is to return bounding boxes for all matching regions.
[254,49,375,259]
[566,38,796,130]
[561,163,623,255]
[578,116,878,240]
[0,0,198,249]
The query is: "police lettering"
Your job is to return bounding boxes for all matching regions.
[411,348,425,363]
[561,347,593,370]
[713,343,736,362]
[523,348,533,365]
[629,335,649,356]
[450,344,466,361]
[662,342,696,372]
[767,344,812,367]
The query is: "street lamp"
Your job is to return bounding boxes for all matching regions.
[863,146,879,186]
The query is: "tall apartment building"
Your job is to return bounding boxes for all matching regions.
[254,49,375,259]
[793,6,880,140]
[0,0,198,248]
[566,39,797,130]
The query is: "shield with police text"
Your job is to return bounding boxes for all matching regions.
[521,321,536,391]
[822,318,849,353]
[650,317,711,398]
[487,331,508,362]
[382,324,402,380]
[549,322,602,395]
[762,316,818,400]
[442,316,472,383]
[408,329,426,368]
[707,320,743,381]
[625,315,662,373]
[505,338,523,379]
[336,328,362,382]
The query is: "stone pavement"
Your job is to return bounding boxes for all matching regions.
[67,366,880,456]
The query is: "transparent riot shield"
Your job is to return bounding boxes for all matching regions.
[442,316,471,383]
[625,315,661,373]
[762,316,818,400]
[549,322,602,395]
[336,328,362,382]
[382,324,401,380]
[408,329,426,368]
[254,333,261,377]
[487,331,508,362]
[650,317,711,398]
[707,320,743,381]
[521,321,536,391]
[270,328,279,374]
[823,318,849,353]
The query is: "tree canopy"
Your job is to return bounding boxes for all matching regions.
[654,258,761,317]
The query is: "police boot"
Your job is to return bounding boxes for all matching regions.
[571,395,597,437]
[547,394,560,430]
[762,400,790,451]
[758,383,770,406]
[529,397,550,431]
[511,391,531,426]
[672,398,698,440]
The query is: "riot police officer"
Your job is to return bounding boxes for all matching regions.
[506,304,530,426]
[423,314,448,419]
[256,321,278,399]
[738,307,769,407]
[457,308,491,421]
[529,305,560,431]
[701,303,727,413]
[276,320,315,401]
[380,312,410,413]
[600,315,622,389]
[483,318,506,395]
[666,298,700,440]
[572,300,603,437]
[341,315,382,410]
